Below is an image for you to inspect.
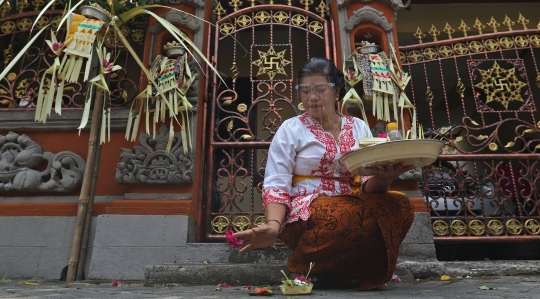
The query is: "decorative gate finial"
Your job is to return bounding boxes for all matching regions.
[516,13,529,30]
[315,0,329,17]
[229,0,242,12]
[502,15,515,31]
[487,16,500,33]
[457,20,470,37]
[213,2,226,19]
[413,27,426,44]
[443,22,455,39]
[473,18,485,34]
[428,24,440,42]
[300,0,314,10]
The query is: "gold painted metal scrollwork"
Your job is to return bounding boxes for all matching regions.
[432,220,449,236]
[253,216,266,228]
[309,21,323,34]
[17,18,33,31]
[1,21,16,34]
[236,15,252,27]
[474,61,527,110]
[530,35,540,47]
[485,39,499,51]
[273,11,289,24]
[220,23,235,35]
[3,44,13,65]
[524,219,540,235]
[453,43,468,55]
[438,46,453,58]
[487,220,504,235]
[413,27,426,44]
[255,11,271,24]
[425,86,434,106]
[230,62,239,83]
[315,0,329,18]
[213,2,227,20]
[292,14,307,27]
[408,50,422,63]
[458,20,470,37]
[428,24,440,41]
[51,15,62,28]
[515,36,529,48]
[423,48,438,60]
[469,41,484,53]
[233,216,252,232]
[517,13,529,30]
[499,37,514,49]
[450,220,467,236]
[211,216,230,233]
[506,219,523,235]
[443,22,455,39]
[469,220,486,236]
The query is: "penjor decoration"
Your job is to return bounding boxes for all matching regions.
[125,41,195,154]
[0,0,225,152]
[341,42,418,139]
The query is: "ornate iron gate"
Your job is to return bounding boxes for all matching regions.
[202,3,333,241]
[399,16,540,242]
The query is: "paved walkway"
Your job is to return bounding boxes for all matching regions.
[1,275,539,298]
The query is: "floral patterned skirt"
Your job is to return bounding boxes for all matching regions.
[278,192,415,290]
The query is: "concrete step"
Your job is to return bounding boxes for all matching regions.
[144,263,285,286]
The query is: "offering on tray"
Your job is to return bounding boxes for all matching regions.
[279,263,314,295]
[341,139,445,176]
[358,137,387,148]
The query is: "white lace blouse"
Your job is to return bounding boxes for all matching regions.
[262,113,373,228]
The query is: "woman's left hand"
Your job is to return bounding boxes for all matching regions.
[365,162,416,193]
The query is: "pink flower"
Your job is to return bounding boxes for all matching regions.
[378,133,387,138]
[225,230,244,248]
[220,282,230,288]
[178,82,184,89]
[349,70,354,76]
[391,274,401,282]
[111,280,121,286]
[294,275,311,285]
[344,75,349,80]
[52,42,62,51]
[242,285,252,290]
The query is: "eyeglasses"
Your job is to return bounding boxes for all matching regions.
[294,83,336,96]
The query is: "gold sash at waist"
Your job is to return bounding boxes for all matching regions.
[292,175,350,186]
[291,175,406,197]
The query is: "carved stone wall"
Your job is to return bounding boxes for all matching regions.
[0,132,86,192]
[116,125,194,184]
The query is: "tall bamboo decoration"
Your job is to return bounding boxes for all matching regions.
[0,0,228,282]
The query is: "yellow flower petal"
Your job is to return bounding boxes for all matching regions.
[440,275,451,281]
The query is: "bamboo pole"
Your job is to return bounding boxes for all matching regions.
[66,86,105,282]
[75,113,103,281]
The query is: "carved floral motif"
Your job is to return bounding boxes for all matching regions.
[0,132,86,192]
[116,124,194,184]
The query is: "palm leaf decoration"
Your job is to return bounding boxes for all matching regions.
[1,0,227,152]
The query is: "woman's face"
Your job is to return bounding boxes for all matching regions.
[297,74,339,123]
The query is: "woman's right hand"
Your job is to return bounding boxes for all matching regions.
[232,221,281,253]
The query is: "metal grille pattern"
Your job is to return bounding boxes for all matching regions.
[0,5,146,109]
[400,18,540,241]
[204,4,332,240]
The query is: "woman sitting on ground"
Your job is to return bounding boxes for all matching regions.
[234,57,415,290]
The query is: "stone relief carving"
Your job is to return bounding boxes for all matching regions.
[345,6,393,32]
[149,10,201,34]
[146,0,204,8]
[116,124,194,184]
[337,0,406,11]
[0,132,86,192]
